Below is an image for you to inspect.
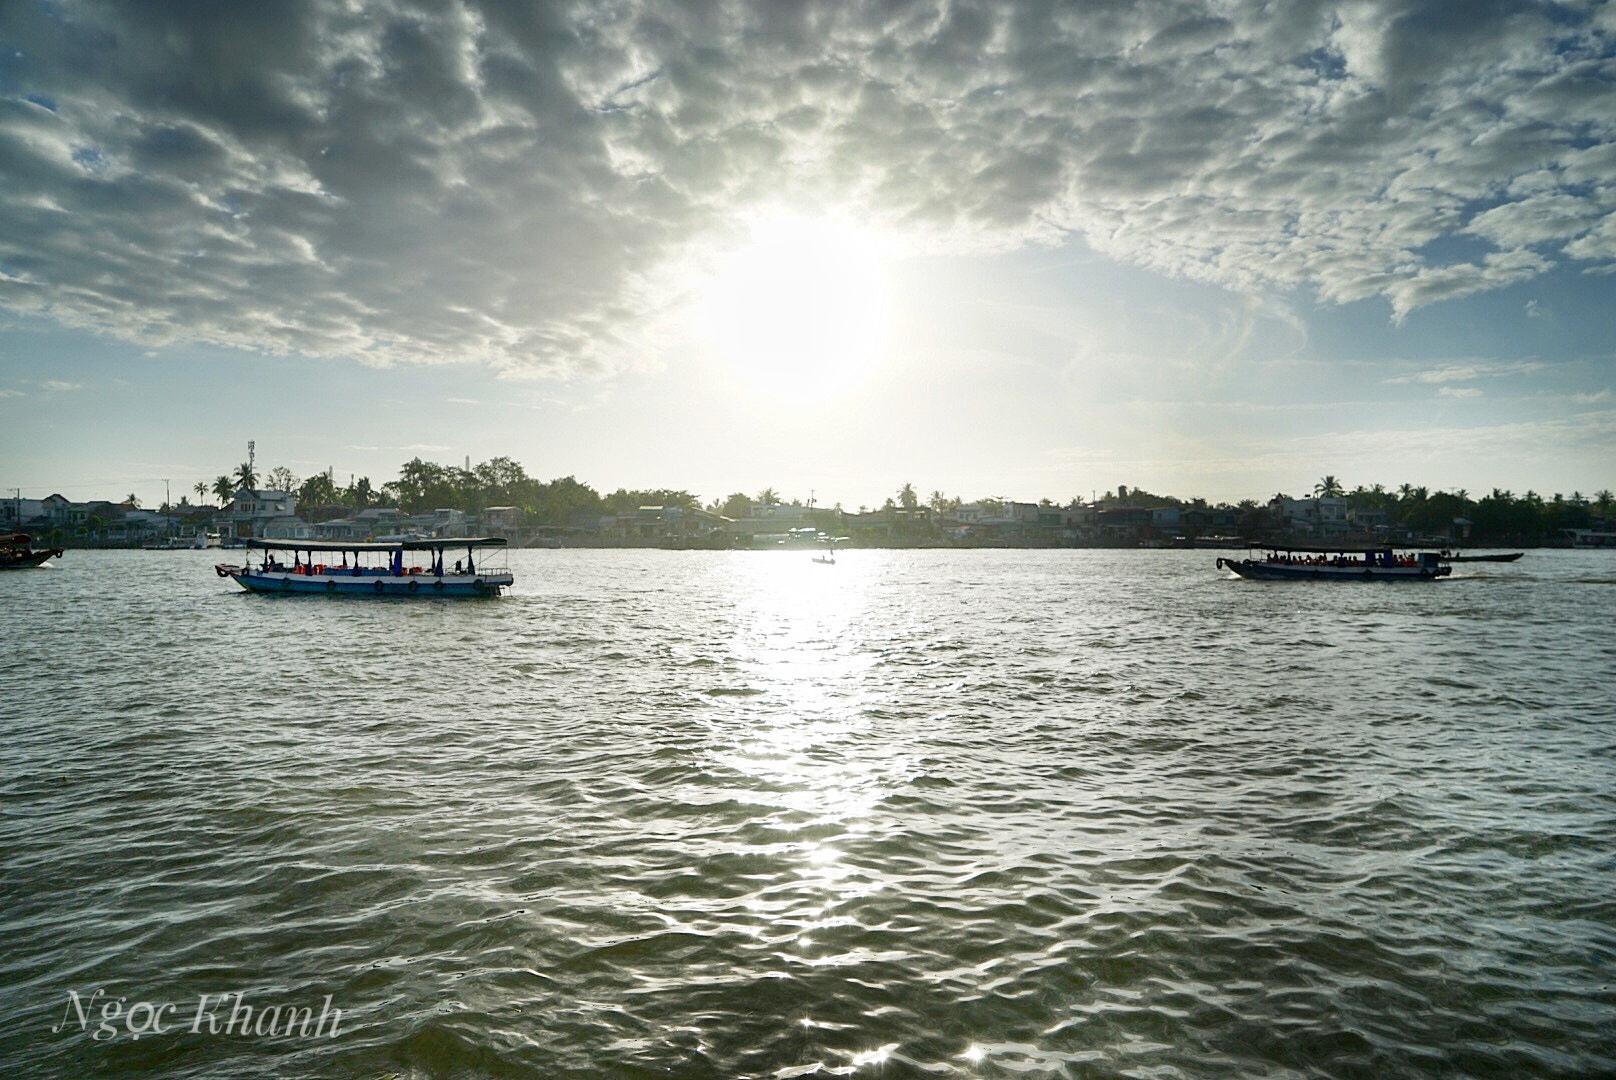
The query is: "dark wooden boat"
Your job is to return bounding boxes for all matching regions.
[0,533,64,569]
[1440,551,1524,562]
[1217,544,1451,581]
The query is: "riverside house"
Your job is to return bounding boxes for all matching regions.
[220,489,299,541]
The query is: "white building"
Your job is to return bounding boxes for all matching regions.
[220,489,298,540]
[1270,496,1348,534]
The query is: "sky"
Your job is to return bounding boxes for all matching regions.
[1,0,1613,512]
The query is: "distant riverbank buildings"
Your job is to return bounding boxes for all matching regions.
[13,486,1608,550]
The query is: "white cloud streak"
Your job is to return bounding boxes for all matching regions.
[0,1,1612,375]
[1385,360,1548,384]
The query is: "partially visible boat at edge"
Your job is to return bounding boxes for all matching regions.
[1218,544,1451,581]
[216,537,514,597]
[1,533,64,569]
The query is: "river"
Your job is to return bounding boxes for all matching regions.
[2,548,1613,1078]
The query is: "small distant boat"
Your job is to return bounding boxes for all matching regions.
[1191,535,1246,549]
[0,533,64,569]
[1217,544,1451,581]
[812,536,848,565]
[1439,551,1524,563]
[216,537,514,597]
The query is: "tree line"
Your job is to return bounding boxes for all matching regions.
[167,457,1612,545]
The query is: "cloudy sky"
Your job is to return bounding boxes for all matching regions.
[1,0,1612,510]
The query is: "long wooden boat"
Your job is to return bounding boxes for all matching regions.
[1,533,64,570]
[1440,551,1524,563]
[216,537,513,597]
[1217,544,1451,581]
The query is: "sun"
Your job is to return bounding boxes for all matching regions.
[697,216,890,402]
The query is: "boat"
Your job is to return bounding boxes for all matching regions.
[1217,544,1451,581]
[0,533,64,569]
[811,535,848,564]
[1439,550,1524,563]
[215,537,514,596]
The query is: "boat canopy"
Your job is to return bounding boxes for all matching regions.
[1252,543,1414,554]
[245,537,508,552]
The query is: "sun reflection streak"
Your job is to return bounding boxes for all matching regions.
[698,551,914,962]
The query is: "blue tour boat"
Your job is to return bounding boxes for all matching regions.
[216,537,514,597]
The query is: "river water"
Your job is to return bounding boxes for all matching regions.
[2,548,1613,1078]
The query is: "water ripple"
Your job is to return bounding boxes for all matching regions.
[1,549,1613,1077]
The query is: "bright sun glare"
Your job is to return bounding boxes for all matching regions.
[697,216,890,402]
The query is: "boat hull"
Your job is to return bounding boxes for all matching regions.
[1,548,63,569]
[222,568,512,597]
[1216,557,1449,581]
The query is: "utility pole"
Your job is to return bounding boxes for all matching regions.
[247,440,255,484]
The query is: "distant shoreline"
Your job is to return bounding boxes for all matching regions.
[47,538,1567,552]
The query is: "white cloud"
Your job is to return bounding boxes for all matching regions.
[0,388,23,397]
[39,380,81,391]
[1386,360,1546,385]
[0,1,1612,376]
[1437,385,1482,399]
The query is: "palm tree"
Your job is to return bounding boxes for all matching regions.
[124,493,141,508]
[193,481,208,503]
[234,461,258,492]
[1315,475,1344,498]
[928,490,950,512]
[212,475,235,506]
[756,487,779,509]
[898,483,918,511]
